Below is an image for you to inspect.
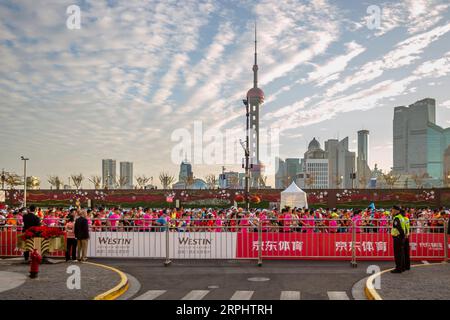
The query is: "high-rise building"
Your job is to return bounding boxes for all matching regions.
[102,159,116,189]
[275,157,287,189]
[444,146,450,186]
[219,171,243,189]
[357,130,371,188]
[393,98,450,184]
[299,138,329,189]
[285,158,301,186]
[119,162,133,189]
[246,25,265,188]
[178,159,193,182]
[325,137,356,189]
[357,130,369,164]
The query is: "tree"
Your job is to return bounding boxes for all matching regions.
[259,175,267,188]
[358,172,369,189]
[411,172,429,188]
[5,173,22,189]
[26,177,40,190]
[116,176,128,189]
[181,175,195,189]
[48,175,62,190]
[88,175,102,189]
[70,173,84,190]
[159,172,175,189]
[228,175,240,189]
[136,175,150,189]
[205,174,217,189]
[382,171,401,189]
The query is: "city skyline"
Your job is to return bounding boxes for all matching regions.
[1,0,450,188]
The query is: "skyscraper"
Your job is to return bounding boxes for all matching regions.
[357,130,371,188]
[275,157,287,189]
[357,130,369,164]
[393,98,450,184]
[301,138,329,189]
[325,137,355,189]
[246,25,265,188]
[178,159,193,182]
[119,161,133,189]
[102,159,116,189]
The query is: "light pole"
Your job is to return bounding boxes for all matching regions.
[1,169,6,190]
[20,156,29,208]
[241,99,251,212]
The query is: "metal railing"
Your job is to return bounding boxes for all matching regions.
[1,218,449,266]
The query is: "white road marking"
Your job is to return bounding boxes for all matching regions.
[230,290,254,300]
[421,260,430,264]
[327,291,350,300]
[280,291,301,300]
[134,290,166,300]
[181,290,210,300]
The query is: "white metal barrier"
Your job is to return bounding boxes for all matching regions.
[1,218,448,266]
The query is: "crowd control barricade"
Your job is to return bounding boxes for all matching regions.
[1,217,449,266]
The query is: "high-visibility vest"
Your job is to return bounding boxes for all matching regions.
[391,214,405,236]
[404,216,410,236]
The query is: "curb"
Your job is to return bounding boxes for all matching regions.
[84,262,129,300]
[365,261,447,300]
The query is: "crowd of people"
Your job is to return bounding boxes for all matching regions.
[1,204,449,234]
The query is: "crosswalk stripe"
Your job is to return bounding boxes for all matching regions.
[327,291,350,300]
[134,290,166,300]
[280,291,301,300]
[181,290,210,300]
[230,290,254,300]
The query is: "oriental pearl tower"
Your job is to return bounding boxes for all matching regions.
[245,24,265,188]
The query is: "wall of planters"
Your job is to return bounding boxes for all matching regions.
[3,188,450,209]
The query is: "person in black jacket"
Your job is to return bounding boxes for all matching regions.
[22,205,41,262]
[391,205,405,273]
[74,210,90,262]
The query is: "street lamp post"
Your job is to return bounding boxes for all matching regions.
[20,156,29,208]
[1,169,6,190]
[240,99,251,212]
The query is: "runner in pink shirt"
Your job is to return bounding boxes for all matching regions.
[283,209,292,232]
[143,210,152,231]
[43,210,57,227]
[108,210,120,231]
[215,214,223,232]
[306,211,315,233]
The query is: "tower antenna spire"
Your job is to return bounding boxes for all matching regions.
[253,21,258,89]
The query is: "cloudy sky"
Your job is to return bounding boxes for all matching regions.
[1,0,450,188]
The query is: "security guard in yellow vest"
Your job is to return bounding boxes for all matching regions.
[402,210,411,271]
[391,205,406,273]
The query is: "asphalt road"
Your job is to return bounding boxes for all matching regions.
[92,258,394,300]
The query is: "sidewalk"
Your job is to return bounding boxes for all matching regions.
[367,262,450,300]
[0,258,124,300]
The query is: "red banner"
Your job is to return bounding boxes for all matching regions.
[236,232,449,261]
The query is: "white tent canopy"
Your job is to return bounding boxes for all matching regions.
[280,181,308,209]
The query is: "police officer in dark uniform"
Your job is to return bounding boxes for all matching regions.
[391,205,405,273]
[401,209,411,271]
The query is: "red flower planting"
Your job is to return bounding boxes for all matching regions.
[21,226,64,241]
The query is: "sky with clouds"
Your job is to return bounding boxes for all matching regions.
[1,0,450,188]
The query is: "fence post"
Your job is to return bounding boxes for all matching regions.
[164,225,171,267]
[444,220,449,263]
[351,219,357,268]
[258,220,262,267]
